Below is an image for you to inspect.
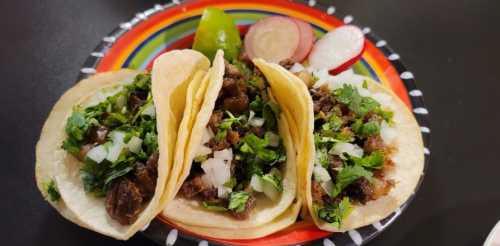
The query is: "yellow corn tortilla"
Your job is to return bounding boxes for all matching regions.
[162,50,301,238]
[35,49,211,240]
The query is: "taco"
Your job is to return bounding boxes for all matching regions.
[162,50,302,239]
[35,49,210,239]
[257,63,425,231]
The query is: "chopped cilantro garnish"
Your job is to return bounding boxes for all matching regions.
[315,147,330,168]
[228,191,250,213]
[224,177,237,189]
[334,85,380,117]
[317,197,352,228]
[202,201,228,212]
[44,179,60,202]
[331,165,373,197]
[215,111,243,141]
[261,168,283,192]
[350,151,384,169]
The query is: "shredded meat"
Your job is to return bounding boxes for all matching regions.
[132,153,158,200]
[230,195,256,220]
[180,176,206,198]
[223,94,249,114]
[206,138,231,151]
[311,181,326,204]
[88,125,109,144]
[311,86,334,114]
[200,187,219,202]
[344,177,374,205]
[128,92,145,112]
[371,179,395,199]
[364,135,385,153]
[224,60,243,78]
[279,59,294,70]
[105,178,143,225]
[250,126,265,137]
[208,111,223,133]
[226,129,240,145]
[77,144,94,161]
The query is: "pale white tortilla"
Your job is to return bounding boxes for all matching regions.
[35,49,211,240]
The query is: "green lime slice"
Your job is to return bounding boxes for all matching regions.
[193,8,242,61]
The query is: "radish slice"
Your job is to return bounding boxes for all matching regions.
[308,25,365,73]
[244,16,300,63]
[290,18,314,62]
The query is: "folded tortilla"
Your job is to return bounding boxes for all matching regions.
[162,50,302,239]
[253,62,424,231]
[35,49,210,239]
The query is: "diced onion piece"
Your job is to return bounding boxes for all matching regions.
[262,181,280,201]
[115,94,127,110]
[320,180,334,195]
[127,136,142,154]
[249,117,265,127]
[86,145,107,163]
[380,121,397,144]
[141,103,156,117]
[289,62,305,73]
[250,175,264,192]
[217,186,231,199]
[111,131,125,144]
[106,142,123,162]
[201,155,231,191]
[213,148,233,162]
[313,165,332,182]
[266,132,280,147]
[330,142,364,158]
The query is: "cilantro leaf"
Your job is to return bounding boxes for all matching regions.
[361,121,380,136]
[322,114,343,132]
[350,151,384,169]
[331,165,373,197]
[224,177,237,189]
[44,179,60,202]
[202,201,228,212]
[334,85,380,117]
[317,197,352,227]
[65,111,90,141]
[315,147,330,168]
[228,191,250,213]
[215,111,243,141]
[261,168,283,192]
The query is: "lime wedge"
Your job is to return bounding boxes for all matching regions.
[193,8,241,61]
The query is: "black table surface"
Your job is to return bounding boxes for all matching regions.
[2,0,499,245]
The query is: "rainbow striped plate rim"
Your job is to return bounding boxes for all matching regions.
[78,0,430,245]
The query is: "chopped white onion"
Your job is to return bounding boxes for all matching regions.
[217,186,231,199]
[330,142,364,158]
[248,110,256,123]
[266,132,280,147]
[115,94,127,110]
[313,165,332,182]
[250,175,264,192]
[127,136,142,154]
[86,145,107,163]
[201,150,233,198]
[141,103,156,117]
[213,149,233,162]
[111,131,125,144]
[262,181,280,201]
[249,117,265,127]
[106,142,123,162]
[320,180,334,195]
[289,63,305,73]
[380,121,397,144]
[195,145,212,157]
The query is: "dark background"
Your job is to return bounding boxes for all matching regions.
[1,0,499,245]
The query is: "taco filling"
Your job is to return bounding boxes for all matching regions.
[61,73,158,225]
[179,58,287,220]
[309,82,396,228]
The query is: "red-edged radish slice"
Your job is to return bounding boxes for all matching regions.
[308,25,365,73]
[290,18,315,62]
[329,41,366,75]
[244,16,300,63]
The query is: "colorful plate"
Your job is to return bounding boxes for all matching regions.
[78,0,431,245]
